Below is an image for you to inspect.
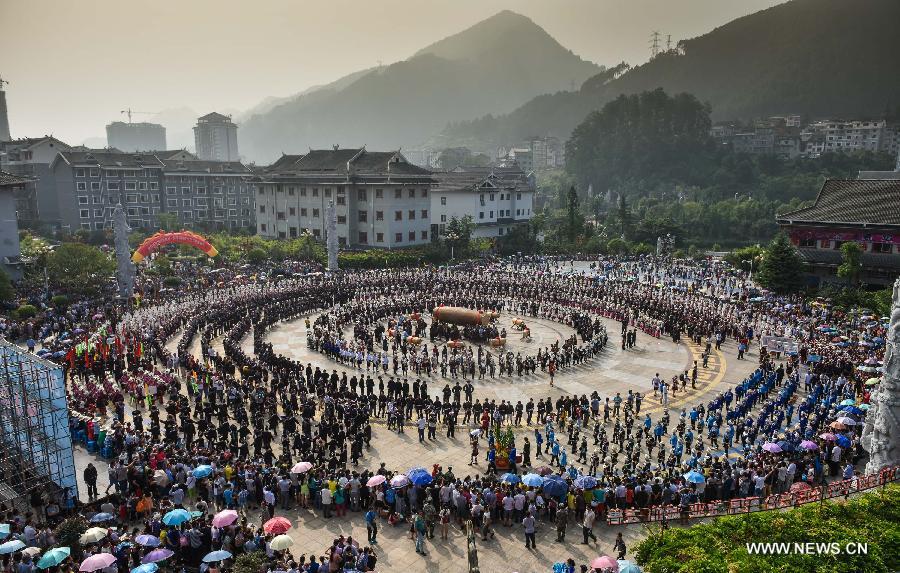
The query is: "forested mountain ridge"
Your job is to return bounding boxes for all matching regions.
[438,0,900,151]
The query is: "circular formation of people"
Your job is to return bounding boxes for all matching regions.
[0,253,890,573]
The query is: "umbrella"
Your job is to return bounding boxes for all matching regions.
[290,462,313,474]
[799,440,819,450]
[131,565,158,573]
[684,471,706,484]
[819,433,837,441]
[0,524,8,535]
[542,475,568,498]
[536,466,554,476]
[617,561,642,573]
[366,475,386,487]
[37,547,71,569]
[141,549,174,564]
[90,513,115,523]
[776,440,793,452]
[135,535,160,547]
[79,528,109,544]
[192,465,214,478]
[574,475,598,490]
[522,473,544,487]
[839,399,855,406]
[80,553,116,572]
[590,555,619,571]
[22,547,41,558]
[829,421,847,430]
[761,442,782,453]
[202,550,233,563]
[500,473,520,484]
[152,470,169,486]
[836,417,857,426]
[835,435,851,448]
[790,482,811,493]
[859,404,871,411]
[406,467,433,487]
[162,509,191,526]
[212,510,238,528]
[269,535,294,551]
[469,429,482,437]
[390,475,410,488]
[841,406,864,416]
[263,517,291,535]
[865,378,880,386]
[0,540,25,555]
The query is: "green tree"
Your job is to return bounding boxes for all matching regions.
[151,254,173,276]
[756,234,805,293]
[0,268,13,304]
[837,241,863,286]
[444,215,475,259]
[246,247,268,264]
[566,185,581,242]
[156,213,180,232]
[725,244,765,271]
[46,243,115,295]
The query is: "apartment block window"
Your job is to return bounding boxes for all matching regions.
[421,189,428,198]
[408,189,415,199]
[499,227,505,236]
[139,182,148,190]
[872,242,893,253]
[259,205,265,214]
[394,189,401,199]
[337,215,347,224]
[150,182,159,190]
[421,230,428,240]
[79,209,89,218]
[440,214,446,222]
[313,208,320,218]
[440,197,447,205]
[376,189,383,199]
[480,194,485,206]
[76,182,87,191]
[376,232,384,243]
[798,237,816,247]
[375,211,383,221]
[90,182,101,191]
[358,231,368,244]
[124,182,136,190]
[358,210,367,222]
[107,170,118,177]
[358,190,367,201]
[126,194,138,203]
[258,188,265,195]
[313,229,320,238]
[408,210,415,220]
[167,199,178,208]
[288,188,295,196]
[395,232,402,243]
[93,196,103,204]
[75,168,85,177]
[395,211,402,221]
[301,208,308,216]
[277,212,285,221]
[490,194,495,201]
[78,196,88,204]
[489,211,494,218]
[196,187,207,195]
[181,187,191,195]
[421,209,428,219]
[108,182,120,191]
[479,212,484,219]
[94,209,103,217]
[182,199,192,207]
[289,207,296,216]
[312,189,319,197]
[89,168,100,177]
[336,196,346,206]
[408,231,415,241]
[300,188,307,197]
[289,227,297,238]
[260,223,267,233]
[517,193,522,200]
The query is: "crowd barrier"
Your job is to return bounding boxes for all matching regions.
[606,466,898,526]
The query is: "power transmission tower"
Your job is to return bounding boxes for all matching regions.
[649,31,661,58]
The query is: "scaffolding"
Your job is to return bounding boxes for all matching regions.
[0,340,77,513]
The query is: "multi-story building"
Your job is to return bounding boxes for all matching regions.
[105,121,166,152]
[803,120,889,155]
[776,179,900,286]
[528,136,564,170]
[161,160,254,231]
[254,148,434,248]
[0,170,28,279]
[0,136,72,225]
[194,112,239,162]
[431,165,535,239]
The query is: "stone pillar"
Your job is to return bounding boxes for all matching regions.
[325,199,338,272]
[112,203,135,298]
[862,277,900,474]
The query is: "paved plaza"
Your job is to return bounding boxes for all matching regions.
[75,277,760,573]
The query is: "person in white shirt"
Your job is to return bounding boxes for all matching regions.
[581,509,597,544]
[321,487,333,518]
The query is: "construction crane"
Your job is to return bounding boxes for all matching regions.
[120,108,158,123]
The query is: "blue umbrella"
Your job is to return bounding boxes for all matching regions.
[0,524,8,541]
[573,475,598,490]
[500,473,520,484]
[406,467,433,487]
[90,513,115,523]
[192,465,214,478]
[162,509,191,526]
[835,435,851,448]
[131,564,159,573]
[135,535,160,547]
[617,561,642,573]
[202,550,233,563]
[542,475,568,498]
[684,471,706,484]
[776,440,794,453]
[0,540,25,555]
[839,399,855,406]
[36,547,71,569]
[841,406,864,416]
[521,473,544,487]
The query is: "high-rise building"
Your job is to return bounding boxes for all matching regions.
[105,121,166,152]
[0,75,10,142]
[0,170,29,279]
[194,112,239,161]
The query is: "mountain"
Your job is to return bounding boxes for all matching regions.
[238,10,600,162]
[438,0,900,152]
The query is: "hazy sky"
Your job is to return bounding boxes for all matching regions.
[0,0,784,145]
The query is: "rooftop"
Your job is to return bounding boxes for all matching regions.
[433,165,533,192]
[197,112,233,123]
[55,150,165,168]
[0,169,31,187]
[264,148,432,178]
[776,179,900,227]
[162,159,252,174]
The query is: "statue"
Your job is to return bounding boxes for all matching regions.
[112,203,135,299]
[862,277,900,474]
[325,200,338,272]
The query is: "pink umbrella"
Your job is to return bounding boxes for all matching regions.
[761,442,782,453]
[290,461,313,474]
[212,509,238,528]
[799,440,818,450]
[80,554,116,572]
[590,555,619,571]
[263,517,291,535]
[366,475,386,487]
[142,549,175,564]
[819,433,837,441]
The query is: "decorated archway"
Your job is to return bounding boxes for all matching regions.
[131,230,218,263]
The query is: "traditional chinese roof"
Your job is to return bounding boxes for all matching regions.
[0,169,30,187]
[798,248,900,271]
[777,179,900,228]
[262,148,432,179]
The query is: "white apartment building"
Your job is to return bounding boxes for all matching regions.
[431,165,535,239]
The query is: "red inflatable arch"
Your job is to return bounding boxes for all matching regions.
[131,230,218,263]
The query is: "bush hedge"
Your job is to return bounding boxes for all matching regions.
[635,484,900,573]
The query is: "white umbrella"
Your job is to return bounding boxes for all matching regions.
[269,535,294,551]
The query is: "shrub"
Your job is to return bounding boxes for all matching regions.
[233,551,269,573]
[163,276,182,287]
[15,304,38,319]
[51,295,69,308]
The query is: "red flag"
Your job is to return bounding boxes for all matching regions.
[65,347,75,368]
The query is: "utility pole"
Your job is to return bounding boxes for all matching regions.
[666,34,672,52]
[649,31,661,58]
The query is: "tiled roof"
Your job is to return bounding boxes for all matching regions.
[0,169,30,187]
[57,151,165,168]
[433,165,533,192]
[798,248,900,271]
[153,150,199,160]
[777,179,900,227]
[265,149,432,177]
[197,112,231,122]
[162,159,252,174]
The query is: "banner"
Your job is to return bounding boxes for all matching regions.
[760,335,798,355]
